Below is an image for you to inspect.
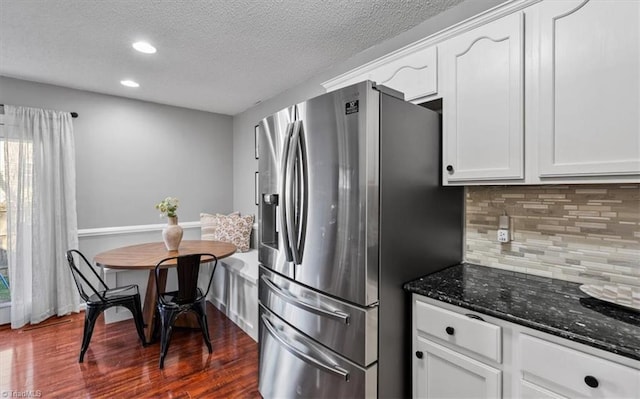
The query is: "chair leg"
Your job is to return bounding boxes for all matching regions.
[159,308,178,369]
[79,306,102,363]
[152,308,161,342]
[122,298,147,347]
[193,301,212,353]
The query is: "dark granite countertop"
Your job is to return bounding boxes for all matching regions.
[404,263,640,362]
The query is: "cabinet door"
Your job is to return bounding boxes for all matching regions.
[441,12,524,183]
[369,46,437,101]
[413,336,501,399]
[519,380,567,399]
[322,45,437,102]
[537,0,640,177]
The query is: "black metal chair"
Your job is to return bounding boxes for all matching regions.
[154,252,218,369]
[66,249,147,362]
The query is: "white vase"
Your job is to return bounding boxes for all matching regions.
[162,216,183,251]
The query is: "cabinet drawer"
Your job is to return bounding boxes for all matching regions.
[414,300,502,363]
[520,334,640,398]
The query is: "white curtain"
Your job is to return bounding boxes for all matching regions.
[2,105,80,328]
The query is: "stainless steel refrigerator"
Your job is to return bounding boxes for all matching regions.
[257,81,463,398]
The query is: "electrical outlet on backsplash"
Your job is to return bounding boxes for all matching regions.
[464,184,640,287]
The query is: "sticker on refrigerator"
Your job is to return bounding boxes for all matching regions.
[345,100,359,115]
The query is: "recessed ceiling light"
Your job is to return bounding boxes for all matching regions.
[120,80,140,88]
[132,41,157,54]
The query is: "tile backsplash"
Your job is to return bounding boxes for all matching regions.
[465,184,640,286]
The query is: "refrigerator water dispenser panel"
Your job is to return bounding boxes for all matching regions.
[260,193,279,250]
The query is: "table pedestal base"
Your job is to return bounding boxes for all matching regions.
[141,269,205,343]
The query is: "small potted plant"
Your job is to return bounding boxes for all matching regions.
[155,197,183,250]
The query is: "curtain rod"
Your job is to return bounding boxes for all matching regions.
[0,104,78,118]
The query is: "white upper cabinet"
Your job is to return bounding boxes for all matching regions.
[323,0,640,185]
[536,0,640,177]
[440,12,524,183]
[322,45,438,102]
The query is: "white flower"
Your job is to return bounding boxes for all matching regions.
[155,197,179,217]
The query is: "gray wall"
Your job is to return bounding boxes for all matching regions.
[1,0,506,225]
[0,76,233,229]
[232,0,506,215]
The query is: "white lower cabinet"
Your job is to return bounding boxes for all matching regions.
[519,334,640,399]
[412,294,640,399]
[413,295,503,399]
[519,380,566,399]
[414,336,501,399]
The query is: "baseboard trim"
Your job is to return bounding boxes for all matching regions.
[225,311,256,340]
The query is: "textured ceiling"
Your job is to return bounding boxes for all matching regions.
[0,0,464,115]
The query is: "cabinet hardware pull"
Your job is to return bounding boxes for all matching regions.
[465,313,485,322]
[584,376,599,388]
[445,326,455,335]
[415,351,423,359]
[446,165,454,173]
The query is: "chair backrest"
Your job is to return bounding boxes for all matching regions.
[155,253,218,305]
[66,249,109,303]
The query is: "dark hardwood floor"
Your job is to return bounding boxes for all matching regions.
[0,303,260,398]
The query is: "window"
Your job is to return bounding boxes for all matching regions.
[0,115,10,303]
[0,115,35,304]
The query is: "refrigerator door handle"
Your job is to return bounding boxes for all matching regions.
[261,313,351,381]
[284,123,297,262]
[292,120,308,265]
[280,123,295,262]
[261,275,351,324]
[285,120,307,265]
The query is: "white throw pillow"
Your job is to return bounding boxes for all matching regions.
[200,212,253,252]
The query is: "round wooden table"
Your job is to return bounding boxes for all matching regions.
[94,240,237,343]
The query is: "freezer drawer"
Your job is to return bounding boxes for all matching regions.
[259,266,378,366]
[259,305,377,399]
